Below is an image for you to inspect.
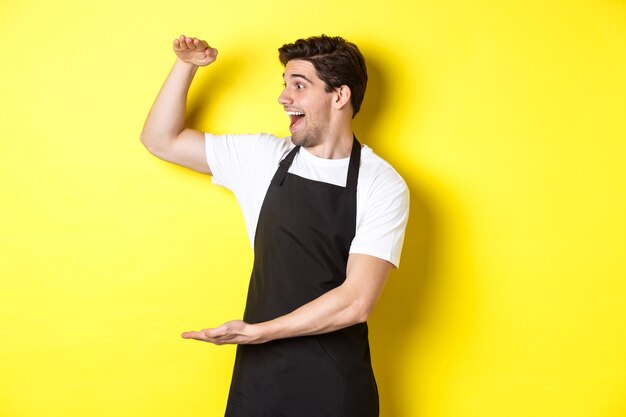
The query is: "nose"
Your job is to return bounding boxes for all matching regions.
[278,88,292,106]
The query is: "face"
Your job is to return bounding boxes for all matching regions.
[278,60,335,147]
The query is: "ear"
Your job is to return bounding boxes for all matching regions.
[332,85,352,112]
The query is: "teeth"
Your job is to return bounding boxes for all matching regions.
[286,111,304,116]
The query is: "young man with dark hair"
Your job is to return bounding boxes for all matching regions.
[278,35,368,117]
[140,34,409,417]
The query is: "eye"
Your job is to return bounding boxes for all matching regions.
[296,83,305,89]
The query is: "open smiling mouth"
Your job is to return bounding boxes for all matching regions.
[287,111,305,134]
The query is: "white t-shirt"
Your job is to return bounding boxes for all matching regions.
[205,133,409,268]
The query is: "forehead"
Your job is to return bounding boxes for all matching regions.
[283,59,321,82]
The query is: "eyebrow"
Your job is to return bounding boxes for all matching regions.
[282,73,313,84]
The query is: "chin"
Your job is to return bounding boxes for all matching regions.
[291,133,306,147]
[291,132,319,148]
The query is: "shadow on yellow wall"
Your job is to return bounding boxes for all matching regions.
[356,57,453,416]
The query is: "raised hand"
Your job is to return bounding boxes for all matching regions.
[173,34,218,67]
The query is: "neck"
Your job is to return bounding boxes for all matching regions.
[303,124,354,159]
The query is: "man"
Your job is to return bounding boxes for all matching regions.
[140,34,409,416]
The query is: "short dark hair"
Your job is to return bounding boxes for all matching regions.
[278,35,368,118]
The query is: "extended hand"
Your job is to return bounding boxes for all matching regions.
[173,34,218,67]
[181,320,264,345]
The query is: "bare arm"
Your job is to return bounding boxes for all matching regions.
[139,35,218,174]
[181,253,393,344]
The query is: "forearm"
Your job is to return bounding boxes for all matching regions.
[253,255,392,343]
[256,284,368,343]
[140,59,199,150]
[181,255,392,346]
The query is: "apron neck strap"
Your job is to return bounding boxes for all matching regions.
[271,135,362,188]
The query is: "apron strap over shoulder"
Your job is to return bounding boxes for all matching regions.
[271,145,300,186]
[272,137,361,188]
[346,135,361,190]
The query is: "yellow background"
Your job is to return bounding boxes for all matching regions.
[1,0,625,416]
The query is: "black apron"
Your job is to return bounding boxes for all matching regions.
[225,137,378,417]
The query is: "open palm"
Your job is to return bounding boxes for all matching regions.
[173,35,218,67]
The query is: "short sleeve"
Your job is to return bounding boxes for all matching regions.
[205,133,264,191]
[204,132,294,248]
[349,169,410,268]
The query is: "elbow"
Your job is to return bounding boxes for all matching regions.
[140,139,156,156]
[355,309,371,324]
[139,132,155,151]
[139,133,152,152]
[139,133,168,157]
[338,286,375,326]
[348,301,373,325]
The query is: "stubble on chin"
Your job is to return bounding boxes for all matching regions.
[292,134,315,148]
[292,127,324,148]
